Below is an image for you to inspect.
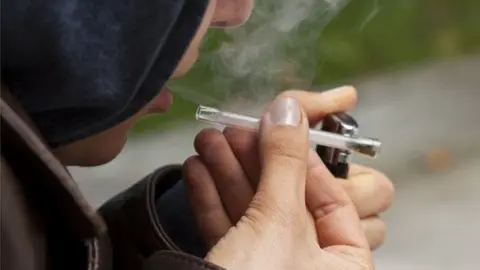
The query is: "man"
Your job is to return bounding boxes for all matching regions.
[1,0,394,269]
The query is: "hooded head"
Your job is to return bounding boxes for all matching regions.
[1,0,254,166]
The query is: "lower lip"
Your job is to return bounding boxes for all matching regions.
[147,88,173,113]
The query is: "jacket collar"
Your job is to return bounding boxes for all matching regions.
[1,85,106,239]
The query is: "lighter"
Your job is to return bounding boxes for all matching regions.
[316,113,359,179]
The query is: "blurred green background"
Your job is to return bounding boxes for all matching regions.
[132,0,480,134]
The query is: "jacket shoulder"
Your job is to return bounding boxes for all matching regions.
[98,165,183,268]
[98,165,226,270]
[1,90,110,270]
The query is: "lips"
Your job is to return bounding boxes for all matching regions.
[147,87,174,113]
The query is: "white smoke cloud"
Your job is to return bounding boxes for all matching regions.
[172,0,349,110]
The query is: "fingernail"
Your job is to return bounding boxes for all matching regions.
[267,97,301,126]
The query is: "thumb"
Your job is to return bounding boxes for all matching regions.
[255,97,310,213]
[205,98,310,268]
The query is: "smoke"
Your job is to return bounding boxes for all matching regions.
[172,0,349,110]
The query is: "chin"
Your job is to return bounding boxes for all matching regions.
[54,132,129,167]
[81,137,128,167]
[83,147,125,166]
[54,110,144,167]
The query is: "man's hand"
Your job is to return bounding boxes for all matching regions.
[184,87,394,250]
[186,95,374,269]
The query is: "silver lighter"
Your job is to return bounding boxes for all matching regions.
[316,113,359,179]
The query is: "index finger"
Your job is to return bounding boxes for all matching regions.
[279,86,357,125]
[306,150,370,249]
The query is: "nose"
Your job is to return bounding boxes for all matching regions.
[210,0,254,28]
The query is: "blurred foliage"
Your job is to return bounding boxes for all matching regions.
[132,0,480,134]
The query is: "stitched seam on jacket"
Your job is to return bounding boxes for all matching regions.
[145,166,183,252]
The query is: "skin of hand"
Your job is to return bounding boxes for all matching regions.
[185,95,374,269]
[183,86,395,251]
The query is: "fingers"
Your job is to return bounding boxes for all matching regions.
[254,97,310,214]
[194,129,254,222]
[306,150,370,249]
[348,163,376,175]
[361,216,387,250]
[342,164,392,250]
[343,164,395,218]
[183,156,232,247]
[279,86,357,125]
[223,127,260,187]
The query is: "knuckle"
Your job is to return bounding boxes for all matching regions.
[223,127,256,149]
[376,219,387,239]
[183,155,201,172]
[223,126,245,137]
[263,131,307,164]
[182,156,204,185]
[184,154,198,164]
[194,128,225,154]
[374,171,395,212]
[267,148,307,171]
[312,202,345,220]
[368,219,386,250]
[352,169,395,214]
[341,179,354,196]
[246,195,298,229]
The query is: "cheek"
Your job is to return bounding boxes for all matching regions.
[173,47,199,77]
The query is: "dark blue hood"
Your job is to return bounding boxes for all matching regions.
[1,0,209,147]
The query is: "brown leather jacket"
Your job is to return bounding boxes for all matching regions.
[0,89,224,270]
